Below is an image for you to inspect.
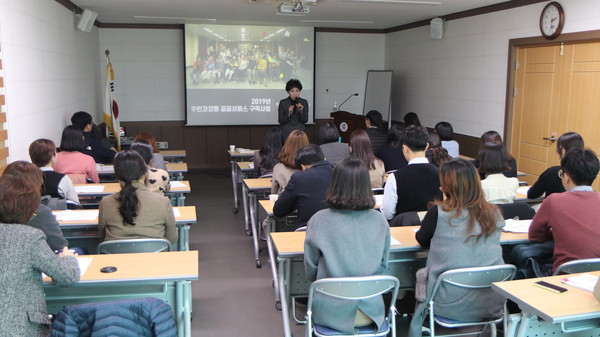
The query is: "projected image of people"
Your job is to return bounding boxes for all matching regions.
[184,24,314,126]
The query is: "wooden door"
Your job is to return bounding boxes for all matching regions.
[511,42,600,189]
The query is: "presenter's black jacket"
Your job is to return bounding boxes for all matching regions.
[278,96,309,142]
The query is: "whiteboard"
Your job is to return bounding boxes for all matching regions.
[363,70,392,122]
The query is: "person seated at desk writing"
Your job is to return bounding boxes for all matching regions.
[410,158,506,337]
[99,150,177,244]
[71,111,117,164]
[349,129,385,189]
[364,110,388,156]
[527,132,584,200]
[29,138,80,206]
[273,144,334,229]
[318,122,349,165]
[528,149,600,273]
[479,142,519,204]
[130,142,170,195]
[381,125,442,222]
[271,130,309,194]
[134,132,168,171]
[53,125,100,184]
[253,127,283,176]
[304,157,390,334]
[0,175,79,337]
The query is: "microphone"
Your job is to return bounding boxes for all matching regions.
[338,93,359,110]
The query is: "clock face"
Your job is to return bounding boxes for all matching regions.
[540,2,564,39]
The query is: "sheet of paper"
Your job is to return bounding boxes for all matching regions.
[170,181,187,188]
[561,273,599,292]
[248,163,255,169]
[95,164,114,173]
[516,186,530,195]
[43,256,93,279]
[503,219,532,233]
[53,210,99,221]
[374,194,384,206]
[390,237,401,246]
[75,185,105,193]
[172,208,181,218]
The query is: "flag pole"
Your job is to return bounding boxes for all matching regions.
[104,50,111,139]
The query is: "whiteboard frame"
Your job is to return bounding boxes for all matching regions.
[363,70,392,127]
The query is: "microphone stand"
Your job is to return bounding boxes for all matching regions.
[337,93,359,111]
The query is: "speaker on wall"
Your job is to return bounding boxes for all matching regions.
[77,9,98,32]
[430,18,444,39]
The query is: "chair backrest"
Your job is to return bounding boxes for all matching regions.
[97,238,172,254]
[431,264,517,296]
[309,275,400,304]
[497,202,536,220]
[67,173,87,184]
[553,258,600,275]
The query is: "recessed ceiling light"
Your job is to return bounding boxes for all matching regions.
[133,16,217,21]
[338,0,441,4]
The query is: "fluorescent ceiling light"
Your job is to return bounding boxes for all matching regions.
[133,16,216,21]
[300,19,374,24]
[338,0,441,4]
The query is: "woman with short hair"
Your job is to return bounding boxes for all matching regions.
[318,122,350,165]
[479,143,519,204]
[53,125,99,183]
[304,157,390,334]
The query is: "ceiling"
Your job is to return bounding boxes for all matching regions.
[72,0,514,30]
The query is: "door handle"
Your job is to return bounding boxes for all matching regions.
[543,136,557,142]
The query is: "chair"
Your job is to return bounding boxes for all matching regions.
[97,238,172,254]
[389,211,420,227]
[306,275,400,337]
[553,258,600,275]
[497,202,535,220]
[423,264,516,337]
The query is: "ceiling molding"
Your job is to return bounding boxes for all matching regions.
[96,23,184,29]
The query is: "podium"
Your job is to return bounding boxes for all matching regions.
[330,111,366,143]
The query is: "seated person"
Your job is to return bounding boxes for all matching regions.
[528,132,584,199]
[272,130,309,194]
[435,121,459,158]
[529,149,600,273]
[318,122,349,165]
[411,158,505,337]
[71,111,117,164]
[364,110,388,155]
[3,161,70,252]
[381,125,442,221]
[253,128,283,176]
[99,150,177,244]
[130,142,171,194]
[425,131,451,168]
[134,132,168,171]
[53,125,100,183]
[475,131,517,178]
[304,157,390,334]
[273,144,334,228]
[349,129,385,189]
[403,112,421,127]
[377,125,408,172]
[29,138,80,206]
[479,142,519,204]
[0,175,79,337]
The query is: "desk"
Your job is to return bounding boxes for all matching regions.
[272,228,530,337]
[97,163,188,181]
[56,206,197,252]
[514,186,544,203]
[228,150,258,213]
[44,251,198,337]
[161,150,186,162]
[492,272,600,337]
[75,181,191,206]
[242,178,272,268]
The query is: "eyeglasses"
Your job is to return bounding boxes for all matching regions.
[558,169,564,179]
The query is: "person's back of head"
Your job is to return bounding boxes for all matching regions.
[480,130,503,147]
[259,127,283,170]
[134,133,160,153]
[401,125,429,152]
[0,175,40,225]
[561,148,599,186]
[29,139,56,167]
[349,129,377,169]
[478,142,509,174]
[427,132,451,167]
[130,142,154,166]
[386,124,404,149]
[295,144,325,169]
[365,110,385,132]
[318,122,340,144]
[3,161,43,191]
[279,130,309,168]
[59,125,86,152]
[557,132,584,158]
[435,121,454,141]
[114,150,148,226]
[325,157,374,210]
[403,112,421,127]
[71,111,93,131]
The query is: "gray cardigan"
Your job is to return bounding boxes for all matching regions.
[409,206,505,337]
[305,208,390,334]
[0,224,79,336]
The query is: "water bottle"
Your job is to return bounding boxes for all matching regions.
[332,102,338,112]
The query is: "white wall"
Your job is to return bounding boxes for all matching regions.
[0,0,101,161]
[386,0,600,137]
